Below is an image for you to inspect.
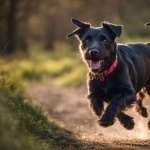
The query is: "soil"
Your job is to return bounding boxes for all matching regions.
[27,80,150,150]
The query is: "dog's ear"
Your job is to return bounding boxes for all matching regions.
[102,21,122,39]
[145,22,150,26]
[66,18,90,38]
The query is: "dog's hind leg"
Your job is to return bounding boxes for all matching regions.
[134,91,148,118]
[146,88,150,130]
[117,112,134,130]
[145,82,150,129]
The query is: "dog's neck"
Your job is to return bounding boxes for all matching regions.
[99,55,118,81]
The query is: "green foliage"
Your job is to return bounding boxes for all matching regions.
[54,66,87,86]
[25,51,86,86]
[0,49,86,87]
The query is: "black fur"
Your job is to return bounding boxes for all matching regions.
[67,18,150,130]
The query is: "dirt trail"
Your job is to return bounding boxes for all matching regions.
[27,81,150,149]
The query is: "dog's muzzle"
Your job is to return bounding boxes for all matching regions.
[88,49,104,70]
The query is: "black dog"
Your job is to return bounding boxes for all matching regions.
[67,18,150,130]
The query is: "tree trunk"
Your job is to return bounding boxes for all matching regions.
[7,0,18,54]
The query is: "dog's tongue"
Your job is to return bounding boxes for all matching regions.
[90,61,100,69]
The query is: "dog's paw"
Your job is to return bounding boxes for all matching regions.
[97,117,115,127]
[148,121,150,130]
[140,107,148,118]
[117,113,134,130]
[134,105,148,118]
[121,118,134,130]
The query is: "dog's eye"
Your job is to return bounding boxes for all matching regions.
[99,35,108,42]
[83,35,92,43]
[103,39,108,42]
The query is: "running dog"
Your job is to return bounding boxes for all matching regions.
[67,18,150,130]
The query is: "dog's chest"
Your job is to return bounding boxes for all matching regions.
[95,78,115,99]
[98,80,112,94]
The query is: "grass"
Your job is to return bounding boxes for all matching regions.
[0,77,81,150]
[0,50,87,87]
[0,50,81,149]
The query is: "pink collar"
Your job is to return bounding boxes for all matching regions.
[99,56,118,81]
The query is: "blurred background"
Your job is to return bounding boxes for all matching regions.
[1,0,150,55]
[1,1,150,149]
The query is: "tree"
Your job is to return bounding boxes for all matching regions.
[6,0,18,54]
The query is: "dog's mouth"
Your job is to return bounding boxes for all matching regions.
[88,60,104,73]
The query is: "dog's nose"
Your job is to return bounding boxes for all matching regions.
[89,49,99,57]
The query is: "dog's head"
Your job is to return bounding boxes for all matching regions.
[67,18,122,74]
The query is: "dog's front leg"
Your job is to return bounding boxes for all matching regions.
[98,92,136,127]
[87,94,104,117]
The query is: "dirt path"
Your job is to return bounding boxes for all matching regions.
[27,81,150,149]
